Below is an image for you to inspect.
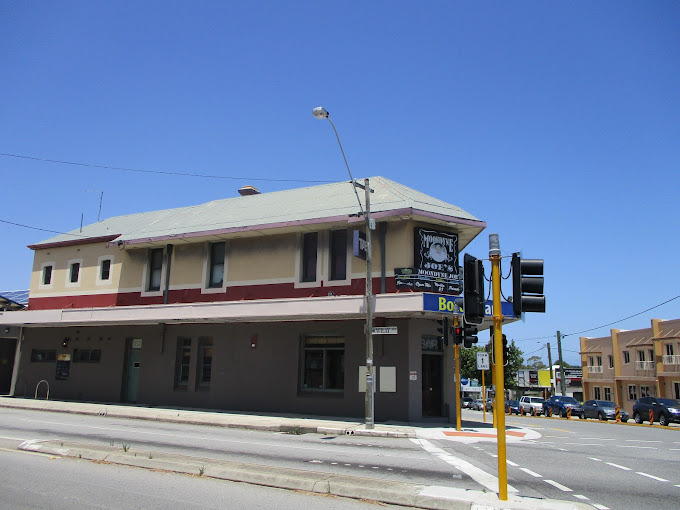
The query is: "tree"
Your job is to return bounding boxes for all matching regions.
[457,339,524,390]
[525,355,547,370]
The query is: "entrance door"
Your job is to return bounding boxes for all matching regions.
[124,347,141,403]
[422,353,443,417]
[0,339,17,394]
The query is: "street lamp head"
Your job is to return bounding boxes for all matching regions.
[312,106,329,119]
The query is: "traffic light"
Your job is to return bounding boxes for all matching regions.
[511,253,545,317]
[436,317,449,345]
[463,253,485,324]
[502,334,509,365]
[451,325,463,345]
[463,323,478,348]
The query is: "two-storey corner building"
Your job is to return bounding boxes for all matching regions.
[0,176,492,423]
[580,318,680,414]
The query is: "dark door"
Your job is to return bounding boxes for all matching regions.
[123,345,141,403]
[422,353,442,416]
[0,339,17,394]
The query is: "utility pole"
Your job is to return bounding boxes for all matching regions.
[556,330,566,395]
[364,178,374,429]
[547,342,554,397]
[453,317,461,431]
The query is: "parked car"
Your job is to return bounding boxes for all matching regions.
[461,397,474,409]
[519,396,544,415]
[544,395,583,418]
[471,399,484,411]
[582,400,629,422]
[485,398,493,411]
[632,397,680,426]
[505,400,521,415]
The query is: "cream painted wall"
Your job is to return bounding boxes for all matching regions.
[30,242,121,295]
[228,234,297,281]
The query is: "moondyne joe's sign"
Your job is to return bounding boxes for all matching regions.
[414,228,458,281]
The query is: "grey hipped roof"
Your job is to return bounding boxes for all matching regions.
[29,177,485,249]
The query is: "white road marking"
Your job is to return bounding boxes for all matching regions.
[617,445,657,449]
[625,439,661,443]
[574,494,590,500]
[566,443,602,446]
[519,467,542,478]
[544,479,572,492]
[606,462,631,470]
[589,457,602,461]
[592,504,610,510]
[580,437,615,441]
[636,472,668,482]
[506,460,518,467]
[411,438,517,494]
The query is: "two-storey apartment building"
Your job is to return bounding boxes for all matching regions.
[581,318,680,414]
[0,176,505,423]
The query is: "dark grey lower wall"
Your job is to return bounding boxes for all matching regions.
[14,318,429,422]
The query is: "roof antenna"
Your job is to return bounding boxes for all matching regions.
[86,190,104,221]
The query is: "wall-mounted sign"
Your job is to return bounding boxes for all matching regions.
[56,353,71,380]
[353,230,367,260]
[372,327,398,335]
[414,228,458,281]
[394,267,460,294]
[422,293,515,317]
[409,370,418,381]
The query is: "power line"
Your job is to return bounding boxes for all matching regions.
[0,219,89,238]
[562,295,680,337]
[0,152,335,184]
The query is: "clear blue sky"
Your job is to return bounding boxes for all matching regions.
[2,2,678,365]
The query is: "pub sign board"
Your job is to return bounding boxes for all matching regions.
[414,228,458,281]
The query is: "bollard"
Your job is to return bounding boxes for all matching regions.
[520,406,525,416]
[507,406,511,415]
[548,407,552,417]
[566,407,572,419]
[615,406,621,423]
[649,409,654,425]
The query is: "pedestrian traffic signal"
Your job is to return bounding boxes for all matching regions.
[463,323,478,348]
[436,317,449,345]
[464,253,485,324]
[511,253,545,317]
[452,325,464,345]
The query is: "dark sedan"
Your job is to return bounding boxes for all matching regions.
[582,400,629,422]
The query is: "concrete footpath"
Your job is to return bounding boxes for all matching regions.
[0,397,590,510]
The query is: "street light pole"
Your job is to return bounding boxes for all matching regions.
[313,107,374,429]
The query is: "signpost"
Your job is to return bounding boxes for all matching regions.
[372,327,398,335]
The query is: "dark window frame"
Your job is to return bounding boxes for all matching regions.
[301,336,345,392]
[100,259,111,281]
[208,242,226,288]
[69,262,80,283]
[73,349,102,363]
[42,265,53,285]
[301,232,318,283]
[196,337,213,387]
[148,248,164,292]
[174,337,192,388]
[31,349,56,362]
[329,229,348,281]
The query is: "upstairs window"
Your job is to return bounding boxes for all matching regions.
[42,265,53,285]
[100,259,111,281]
[623,351,630,364]
[301,233,318,282]
[329,229,347,281]
[148,248,164,291]
[608,355,614,369]
[208,242,225,288]
[69,262,80,283]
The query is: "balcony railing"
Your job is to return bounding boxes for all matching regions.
[662,354,680,365]
[587,365,603,373]
[635,360,655,371]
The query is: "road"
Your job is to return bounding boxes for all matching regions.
[1,405,679,509]
[460,408,680,510]
[0,448,410,510]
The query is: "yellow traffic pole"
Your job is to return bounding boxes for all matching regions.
[490,234,508,500]
[454,317,462,432]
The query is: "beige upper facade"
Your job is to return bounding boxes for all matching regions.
[580,318,680,413]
